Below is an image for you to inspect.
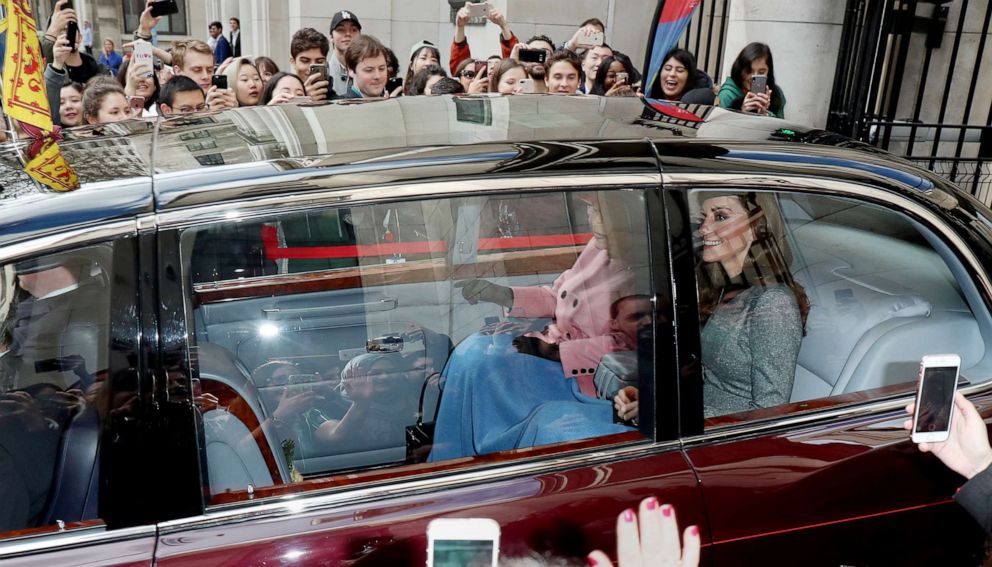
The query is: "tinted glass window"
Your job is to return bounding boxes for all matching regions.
[689,190,992,425]
[182,189,661,500]
[0,243,115,534]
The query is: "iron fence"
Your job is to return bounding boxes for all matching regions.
[676,0,731,85]
[828,0,992,205]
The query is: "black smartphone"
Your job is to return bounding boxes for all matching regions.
[150,0,179,18]
[386,76,403,92]
[61,0,73,10]
[518,48,547,64]
[211,74,228,90]
[66,20,78,52]
[308,64,327,82]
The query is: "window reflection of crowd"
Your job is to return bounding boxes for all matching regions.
[36,0,791,133]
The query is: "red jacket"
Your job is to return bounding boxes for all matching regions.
[449,34,518,76]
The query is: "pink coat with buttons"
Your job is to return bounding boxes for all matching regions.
[507,241,636,397]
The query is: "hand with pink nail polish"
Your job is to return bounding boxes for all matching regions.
[587,497,700,567]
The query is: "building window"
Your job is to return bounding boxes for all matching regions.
[122,0,187,36]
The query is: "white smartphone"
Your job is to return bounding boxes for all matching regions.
[518,78,535,94]
[911,353,961,443]
[465,2,491,17]
[426,518,500,567]
[615,72,628,85]
[578,30,605,48]
[132,40,154,77]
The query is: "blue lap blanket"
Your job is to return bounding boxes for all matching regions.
[428,332,633,461]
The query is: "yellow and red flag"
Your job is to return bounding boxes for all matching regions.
[0,0,79,191]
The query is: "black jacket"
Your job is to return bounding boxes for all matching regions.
[955,464,992,533]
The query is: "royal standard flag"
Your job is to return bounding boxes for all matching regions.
[0,0,79,191]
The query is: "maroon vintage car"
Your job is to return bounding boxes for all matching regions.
[0,90,989,566]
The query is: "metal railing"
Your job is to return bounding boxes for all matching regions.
[828,0,992,205]
[676,0,731,84]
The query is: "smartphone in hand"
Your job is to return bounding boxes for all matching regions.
[615,72,629,85]
[128,95,146,115]
[749,74,767,94]
[518,48,547,64]
[577,29,605,48]
[66,20,79,52]
[309,64,327,82]
[427,518,500,567]
[465,2,492,18]
[132,40,154,77]
[150,0,180,17]
[211,75,228,90]
[911,353,961,443]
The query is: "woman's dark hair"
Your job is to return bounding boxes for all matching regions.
[649,48,698,100]
[695,192,810,334]
[115,58,160,109]
[406,64,446,96]
[254,56,280,79]
[384,47,400,78]
[590,53,638,96]
[403,44,442,90]
[729,42,782,113]
[259,71,306,105]
[430,77,465,95]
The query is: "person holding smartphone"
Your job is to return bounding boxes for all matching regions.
[449,4,520,78]
[717,42,786,118]
[579,44,614,94]
[904,392,992,534]
[223,58,264,106]
[288,28,332,102]
[171,39,237,110]
[589,53,639,97]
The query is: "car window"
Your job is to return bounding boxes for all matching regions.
[181,189,662,502]
[0,243,115,536]
[688,189,992,426]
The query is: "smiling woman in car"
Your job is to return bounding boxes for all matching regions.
[694,192,810,417]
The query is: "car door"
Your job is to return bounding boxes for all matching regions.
[671,177,992,565]
[0,231,159,566]
[150,173,710,566]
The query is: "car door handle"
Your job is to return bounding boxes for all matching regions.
[263,297,397,319]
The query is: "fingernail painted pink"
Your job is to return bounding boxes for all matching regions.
[645,497,659,510]
[661,504,673,517]
[623,508,636,523]
[689,525,700,536]
[587,554,599,566]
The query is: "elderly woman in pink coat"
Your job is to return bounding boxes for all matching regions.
[428,195,644,461]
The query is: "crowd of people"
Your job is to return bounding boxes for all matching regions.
[37,0,788,130]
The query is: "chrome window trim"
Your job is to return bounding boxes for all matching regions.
[664,172,992,441]
[0,219,137,265]
[0,525,155,558]
[154,173,663,229]
[158,437,679,534]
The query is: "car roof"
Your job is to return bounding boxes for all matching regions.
[0,94,968,248]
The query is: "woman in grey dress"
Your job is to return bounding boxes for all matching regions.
[694,192,810,417]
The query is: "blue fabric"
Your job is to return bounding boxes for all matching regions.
[428,332,632,461]
[100,50,123,76]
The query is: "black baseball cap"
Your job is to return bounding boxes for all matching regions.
[330,10,362,32]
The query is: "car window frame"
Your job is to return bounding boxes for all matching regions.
[158,173,685,510]
[665,173,992,443]
[0,223,165,560]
